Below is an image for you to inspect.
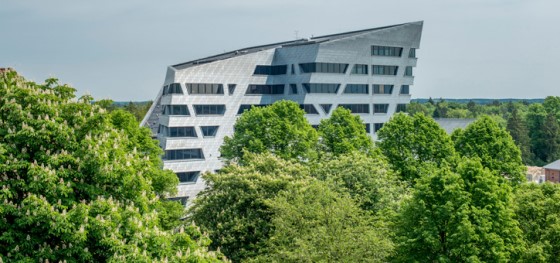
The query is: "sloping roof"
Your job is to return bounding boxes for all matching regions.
[172,22,419,70]
[544,159,560,170]
[434,118,475,134]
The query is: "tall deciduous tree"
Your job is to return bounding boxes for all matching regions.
[317,107,374,156]
[527,104,549,165]
[0,70,223,262]
[377,113,456,183]
[453,115,526,185]
[220,101,318,162]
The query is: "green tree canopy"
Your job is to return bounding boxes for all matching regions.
[377,113,457,183]
[317,107,374,157]
[220,101,318,162]
[0,70,223,262]
[253,181,393,263]
[453,115,526,185]
[507,108,533,164]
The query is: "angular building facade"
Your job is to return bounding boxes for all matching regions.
[141,21,423,203]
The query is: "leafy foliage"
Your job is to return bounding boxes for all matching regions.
[0,70,224,262]
[317,107,374,156]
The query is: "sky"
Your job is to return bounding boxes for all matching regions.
[1,0,559,101]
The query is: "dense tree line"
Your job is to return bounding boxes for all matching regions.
[408,97,560,166]
[3,69,560,262]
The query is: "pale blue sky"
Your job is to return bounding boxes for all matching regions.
[1,0,559,100]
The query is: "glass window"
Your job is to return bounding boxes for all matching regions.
[409,48,416,58]
[373,104,389,114]
[344,84,369,94]
[396,104,407,113]
[164,149,204,160]
[300,104,319,114]
[201,126,219,137]
[371,46,403,57]
[163,105,190,116]
[302,83,340,94]
[193,105,226,115]
[372,65,398,75]
[167,126,197,138]
[365,123,371,133]
[351,64,368,74]
[405,66,413,76]
[400,85,410,95]
[168,196,188,207]
[320,104,332,114]
[245,84,284,95]
[186,83,224,95]
[374,123,384,132]
[176,172,199,183]
[237,104,269,115]
[373,85,394,95]
[338,104,370,114]
[290,84,298,94]
[299,62,349,74]
[228,84,236,95]
[162,83,183,95]
[253,65,287,75]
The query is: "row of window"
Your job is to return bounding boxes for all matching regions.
[164,148,204,160]
[253,65,287,75]
[162,103,407,117]
[158,125,219,138]
[299,62,349,74]
[371,45,416,58]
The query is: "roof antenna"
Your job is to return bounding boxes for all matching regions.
[294,30,299,40]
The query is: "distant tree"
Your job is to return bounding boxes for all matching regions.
[527,104,554,165]
[428,97,435,105]
[406,101,432,116]
[507,109,533,164]
[446,108,469,118]
[0,70,223,262]
[220,101,318,162]
[467,100,476,113]
[514,183,560,262]
[317,107,374,157]
[543,96,560,118]
[541,113,560,163]
[394,159,524,262]
[189,153,311,262]
[377,113,456,183]
[453,116,526,185]
[254,181,393,263]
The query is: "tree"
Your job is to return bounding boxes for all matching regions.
[317,107,374,156]
[377,113,457,183]
[507,109,533,164]
[394,159,524,262]
[254,181,393,263]
[0,70,223,262]
[526,104,557,165]
[453,116,526,185]
[189,153,311,262]
[514,183,560,262]
[220,101,318,162]
[543,96,560,119]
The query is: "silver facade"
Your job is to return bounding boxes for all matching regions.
[142,21,423,201]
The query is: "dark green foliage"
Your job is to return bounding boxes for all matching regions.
[507,109,533,164]
[0,70,224,262]
[317,107,374,156]
[220,101,318,162]
[377,113,457,183]
[453,116,526,185]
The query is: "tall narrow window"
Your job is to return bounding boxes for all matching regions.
[409,48,416,58]
[351,64,368,74]
[373,104,389,114]
[365,123,371,133]
[186,83,224,95]
[300,104,319,114]
[372,65,398,75]
[290,84,298,94]
[371,46,403,57]
[405,66,413,76]
[373,85,394,95]
[193,105,226,116]
[201,126,219,137]
[302,83,340,94]
[344,84,369,94]
[228,84,237,95]
[400,85,410,95]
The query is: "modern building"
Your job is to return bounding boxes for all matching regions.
[141,21,424,203]
[544,159,560,183]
